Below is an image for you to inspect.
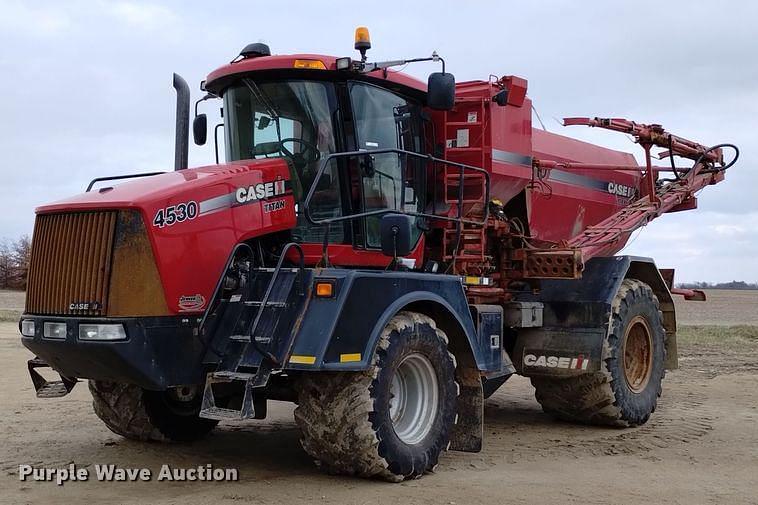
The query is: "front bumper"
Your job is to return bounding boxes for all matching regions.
[20,315,210,390]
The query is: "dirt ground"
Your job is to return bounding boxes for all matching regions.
[1,291,757,504]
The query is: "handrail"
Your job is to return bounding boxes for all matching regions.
[86,172,165,192]
[302,148,491,227]
[246,242,304,365]
[199,242,305,365]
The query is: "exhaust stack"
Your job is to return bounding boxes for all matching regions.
[172,73,190,170]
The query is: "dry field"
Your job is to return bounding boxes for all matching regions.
[0,289,757,505]
[673,289,758,326]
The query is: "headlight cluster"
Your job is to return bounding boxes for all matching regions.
[20,320,35,337]
[79,324,127,341]
[43,322,66,339]
[20,320,126,341]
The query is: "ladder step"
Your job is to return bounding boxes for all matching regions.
[228,335,272,343]
[243,300,287,308]
[445,170,485,176]
[445,178,485,185]
[36,382,72,398]
[444,255,485,261]
[199,406,251,421]
[211,371,256,381]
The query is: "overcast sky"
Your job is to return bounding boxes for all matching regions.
[0,0,755,282]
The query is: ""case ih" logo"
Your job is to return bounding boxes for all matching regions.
[69,301,102,311]
[523,353,590,370]
[235,180,286,204]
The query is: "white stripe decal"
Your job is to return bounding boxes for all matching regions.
[198,193,236,216]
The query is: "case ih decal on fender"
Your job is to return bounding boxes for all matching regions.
[153,201,198,228]
[235,179,288,204]
[523,353,590,370]
[188,179,293,218]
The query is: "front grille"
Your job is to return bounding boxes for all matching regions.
[25,211,118,315]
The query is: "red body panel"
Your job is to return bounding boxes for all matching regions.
[38,159,297,315]
[432,78,641,249]
[435,80,534,206]
[529,129,641,243]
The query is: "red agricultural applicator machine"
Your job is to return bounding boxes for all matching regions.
[19,27,738,481]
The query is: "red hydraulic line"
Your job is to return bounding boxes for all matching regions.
[563,117,723,164]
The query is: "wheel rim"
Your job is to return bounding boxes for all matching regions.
[163,385,202,416]
[622,316,654,394]
[388,353,439,445]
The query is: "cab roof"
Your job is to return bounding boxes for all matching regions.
[204,53,428,99]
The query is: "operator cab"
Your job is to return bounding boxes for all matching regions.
[201,29,455,264]
[220,75,426,250]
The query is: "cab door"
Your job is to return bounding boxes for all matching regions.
[347,81,426,250]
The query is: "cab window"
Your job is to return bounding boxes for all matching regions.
[348,82,424,248]
[224,79,345,244]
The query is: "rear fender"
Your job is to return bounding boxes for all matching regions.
[513,256,677,376]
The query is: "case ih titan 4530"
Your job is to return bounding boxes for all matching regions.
[20,28,738,481]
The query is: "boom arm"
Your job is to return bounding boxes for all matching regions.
[521,117,738,277]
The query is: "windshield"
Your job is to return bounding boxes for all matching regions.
[224,79,339,189]
[225,79,338,158]
[223,79,344,243]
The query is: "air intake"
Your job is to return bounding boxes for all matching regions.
[26,211,118,316]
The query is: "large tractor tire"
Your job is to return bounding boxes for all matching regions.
[531,279,666,427]
[294,311,459,481]
[89,381,218,442]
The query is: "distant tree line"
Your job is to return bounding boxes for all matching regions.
[677,280,758,290]
[0,236,30,290]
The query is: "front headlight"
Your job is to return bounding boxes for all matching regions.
[20,320,35,337]
[43,322,67,339]
[78,324,127,341]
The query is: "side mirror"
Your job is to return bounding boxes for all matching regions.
[380,214,415,258]
[193,114,207,145]
[427,72,455,111]
[257,115,271,130]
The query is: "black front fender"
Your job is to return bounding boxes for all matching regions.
[284,270,501,372]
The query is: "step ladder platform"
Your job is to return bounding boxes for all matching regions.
[200,372,267,421]
[200,242,305,422]
[27,358,77,399]
[36,382,73,398]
